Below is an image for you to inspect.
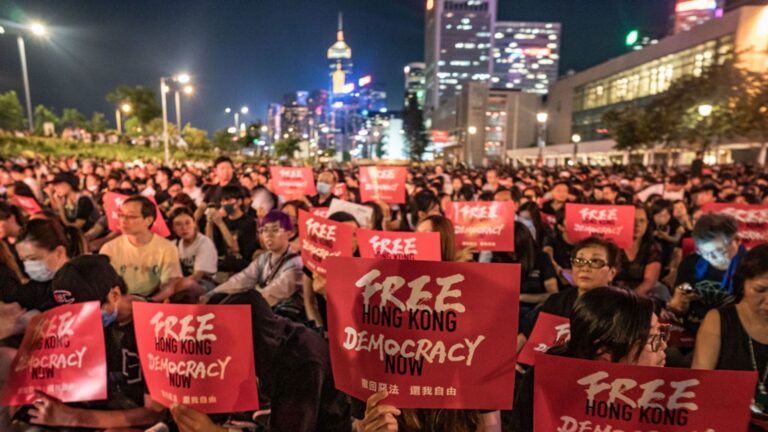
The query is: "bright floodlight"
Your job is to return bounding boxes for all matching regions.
[183,85,194,95]
[261,125,268,132]
[468,126,478,135]
[0,26,5,34]
[225,107,231,113]
[698,104,713,117]
[571,133,582,143]
[30,22,47,36]
[176,73,191,84]
[120,103,132,113]
[227,127,237,134]
[536,112,549,123]
[240,106,249,114]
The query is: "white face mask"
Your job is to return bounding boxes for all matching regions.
[24,259,56,282]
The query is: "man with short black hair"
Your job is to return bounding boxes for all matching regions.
[203,156,240,206]
[669,213,746,334]
[99,195,182,300]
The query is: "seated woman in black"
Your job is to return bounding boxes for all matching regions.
[511,286,669,432]
[541,208,576,290]
[614,205,664,300]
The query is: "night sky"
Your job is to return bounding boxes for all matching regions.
[0,0,673,133]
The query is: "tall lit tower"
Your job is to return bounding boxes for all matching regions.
[328,12,353,94]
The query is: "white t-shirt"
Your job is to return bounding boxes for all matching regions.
[177,232,218,277]
[100,234,182,296]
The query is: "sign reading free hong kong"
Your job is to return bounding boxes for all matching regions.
[517,312,570,366]
[701,203,768,248]
[1,302,107,405]
[565,203,635,249]
[269,166,316,197]
[534,353,756,432]
[298,210,356,276]
[103,192,171,238]
[358,166,407,204]
[446,201,516,251]
[325,257,520,409]
[357,229,442,261]
[133,303,259,414]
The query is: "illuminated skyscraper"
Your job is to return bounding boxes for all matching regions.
[424,0,497,121]
[404,62,426,109]
[328,12,352,95]
[491,21,561,94]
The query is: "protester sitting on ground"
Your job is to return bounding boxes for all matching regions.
[692,244,768,429]
[10,255,165,430]
[0,201,27,272]
[202,156,239,206]
[669,213,745,335]
[542,209,576,289]
[172,288,351,432]
[649,199,685,282]
[614,205,663,299]
[49,171,100,233]
[517,237,622,359]
[541,181,569,215]
[310,170,338,208]
[511,286,668,432]
[170,207,218,292]
[99,195,182,301]
[207,210,304,320]
[206,185,258,274]
[415,214,462,262]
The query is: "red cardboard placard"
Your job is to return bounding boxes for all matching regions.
[309,207,330,219]
[565,203,635,249]
[103,192,171,238]
[325,257,520,409]
[534,353,756,432]
[701,203,768,248]
[446,201,516,251]
[357,229,441,261]
[132,302,259,414]
[269,167,316,197]
[11,195,42,215]
[359,166,407,204]
[298,209,355,276]
[517,312,570,366]
[1,302,107,405]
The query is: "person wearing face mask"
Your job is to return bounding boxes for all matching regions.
[11,218,85,312]
[669,213,745,335]
[10,255,165,430]
[693,244,768,429]
[310,170,337,208]
[206,185,257,274]
[511,286,668,432]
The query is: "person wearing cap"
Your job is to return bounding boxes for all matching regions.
[100,195,182,300]
[49,171,100,234]
[12,254,165,430]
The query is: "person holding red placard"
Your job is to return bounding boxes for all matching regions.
[511,286,668,432]
[693,244,768,428]
[10,255,165,430]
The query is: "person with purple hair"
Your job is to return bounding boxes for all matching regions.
[205,210,304,319]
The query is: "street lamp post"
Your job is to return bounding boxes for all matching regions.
[571,133,582,164]
[115,103,131,134]
[698,104,716,164]
[4,22,48,133]
[536,112,549,163]
[160,73,193,164]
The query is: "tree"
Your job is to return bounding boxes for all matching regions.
[0,91,25,131]
[183,123,211,149]
[60,108,88,130]
[403,92,429,161]
[602,106,652,152]
[124,116,143,137]
[273,137,301,159]
[89,112,109,133]
[237,122,264,147]
[212,129,236,150]
[106,85,161,125]
[736,70,768,165]
[33,105,60,136]
[374,135,387,159]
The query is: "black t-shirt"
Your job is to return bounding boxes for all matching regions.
[309,194,335,208]
[65,195,99,232]
[521,288,579,338]
[675,253,736,334]
[1,278,57,312]
[88,320,146,410]
[212,214,257,272]
[541,200,564,215]
[614,240,662,291]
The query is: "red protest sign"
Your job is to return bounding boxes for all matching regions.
[357,229,441,261]
[132,302,259,414]
[269,166,316,197]
[446,201,516,251]
[309,207,330,219]
[701,203,768,247]
[534,353,756,432]
[325,257,520,409]
[11,195,42,215]
[298,209,355,276]
[359,166,407,204]
[103,192,171,238]
[565,203,635,249]
[517,312,570,366]
[1,302,107,405]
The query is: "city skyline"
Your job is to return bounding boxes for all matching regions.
[0,0,671,133]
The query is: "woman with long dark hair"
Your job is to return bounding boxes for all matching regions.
[613,205,663,299]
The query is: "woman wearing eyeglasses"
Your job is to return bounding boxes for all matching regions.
[511,286,669,432]
[516,236,622,360]
[692,244,768,430]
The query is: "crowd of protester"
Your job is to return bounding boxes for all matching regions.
[0,154,767,431]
